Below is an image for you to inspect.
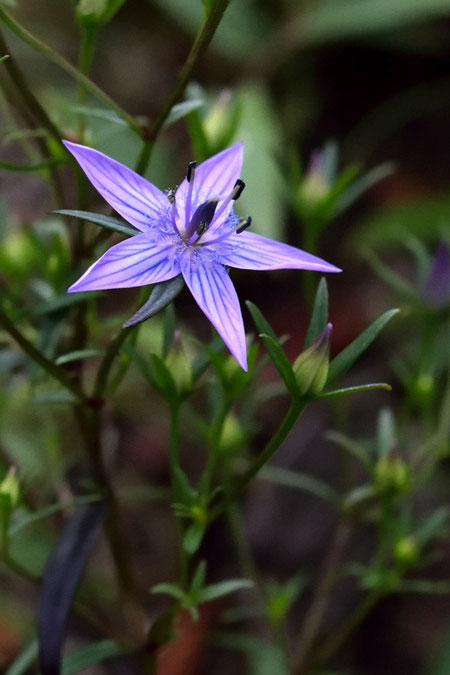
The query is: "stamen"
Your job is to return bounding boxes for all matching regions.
[185,160,197,226]
[186,161,196,183]
[232,179,245,200]
[236,216,252,234]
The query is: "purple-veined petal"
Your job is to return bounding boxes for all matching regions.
[174,144,243,234]
[216,231,341,273]
[63,141,169,233]
[68,234,180,292]
[179,250,247,371]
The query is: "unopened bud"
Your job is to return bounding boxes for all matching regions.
[374,457,410,495]
[394,536,418,566]
[165,331,192,397]
[203,91,240,151]
[293,323,332,396]
[76,0,124,26]
[218,414,245,456]
[298,150,331,211]
[0,467,20,511]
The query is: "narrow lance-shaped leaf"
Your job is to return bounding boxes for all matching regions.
[38,502,107,675]
[54,209,138,238]
[304,277,328,348]
[327,308,399,385]
[61,640,127,675]
[123,275,185,328]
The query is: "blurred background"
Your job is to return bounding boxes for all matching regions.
[0,1,449,673]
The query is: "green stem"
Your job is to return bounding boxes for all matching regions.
[208,398,305,522]
[93,326,135,400]
[169,402,189,588]
[134,0,231,175]
[293,518,351,672]
[201,398,231,498]
[77,25,97,141]
[303,590,383,673]
[0,307,86,401]
[0,28,65,206]
[0,7,143,138]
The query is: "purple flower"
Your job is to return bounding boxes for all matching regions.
[64,141,340,370]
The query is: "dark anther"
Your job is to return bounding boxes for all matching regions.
[167,188,176,203]
[232,179,245,200]
[236,216,252,234]
[186,161,197,183]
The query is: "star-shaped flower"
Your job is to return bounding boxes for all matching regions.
[64,141,340,370]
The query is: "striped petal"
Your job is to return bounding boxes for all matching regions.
[180,251,247,371]
[217,231,341,273]
[68,234,180,292]
[63,141,169,233]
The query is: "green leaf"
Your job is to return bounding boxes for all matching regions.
[190,560,207,598]
[54,209,137,237]
[62,640,127,675]
[165,99,204,127]
[335,162,395,215]
[259,334,297,395]
[4,640,38,675]
[327,308,399,384]
[31,391,80,406]
[30,291,101,316]
[198,579,253,603]
[55,349,104,365]
[150,353,178,399]
[245,300,280,343]
[183,521,205,555]
[0,54,10,64]
[172,465,195,505]
[10,495,101,538]
[304,277,328,348]
[151,582,186,601]
[320,382,392,398]
[162,303,176,359]
[376,407,397,458]
[123,275,184,327]
[414,507,450,547]
[259,465,339,505]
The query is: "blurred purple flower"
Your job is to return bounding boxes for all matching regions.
[422,242,450,309]
[64,141,340,370]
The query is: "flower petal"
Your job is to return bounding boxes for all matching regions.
[217,231,341,273]
[68,234,180,292]
[179,251,247,370]
[63,141,169,233]
[174,144,243,232]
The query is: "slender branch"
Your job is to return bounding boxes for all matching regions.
[92,326,135,400]
[0,6,143,138]
[293,519,351,673]
[208,398,305,522]
[0,307,86,401]
[303,590,383,673]
[135,0,232,175]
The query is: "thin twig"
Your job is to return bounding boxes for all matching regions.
[0,307,86,401]
[0,7,143,138]
[135,0,232,175]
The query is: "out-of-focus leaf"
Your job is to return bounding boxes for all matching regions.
[4,640,38,675]
[123,275,185,327]
[215,632,288,675]
[377,408,397,458]
[165,99,204,127]
[0,157,64,171]
[198,579,252,603]
[150,353,178,399]
[259,465,339,505]
[151,582,185,601]
[351,193,450,252]
[302,0,450,44]
[10,496,101,538]
[31,391,80,406]
[236,85,284,239]
[62,640,127,675]
[30,291,100,316]
[327,309,399,384]
[304,278,328,348]
[54,209,137,238]
[38,502,107,675]
[320,383,392,398]
[183,521,205,555]
[55,349,104,365]
[335,162,395,215]
[259,334,297,396]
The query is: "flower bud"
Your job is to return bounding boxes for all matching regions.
[202,91,240,153]
[0,467,20,512]
[297,150,331,212]
[373,457,410,495]
[293,323,332,396]
[165,331,192,397]
[218,414,245,456]
[76,0,124,26]
[394,536,418,566]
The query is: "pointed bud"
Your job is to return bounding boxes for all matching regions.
[394,536,418,566]
[0,467,20,512]
[297,149,331,212]
[76,0,125,26]
[165,331,192,397]
[293,323,332,396]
